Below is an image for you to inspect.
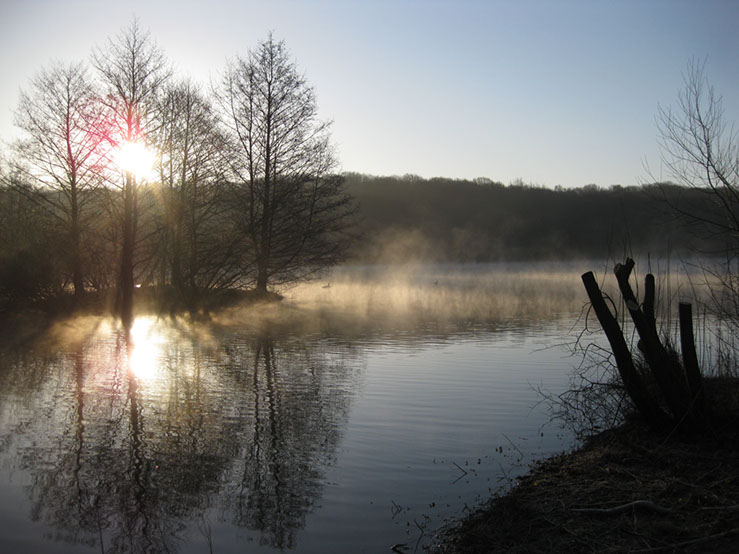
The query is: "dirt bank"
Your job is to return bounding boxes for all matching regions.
[431,378,739,553]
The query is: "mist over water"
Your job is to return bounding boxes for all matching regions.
[0,261,719,552]
[264,262,589,336]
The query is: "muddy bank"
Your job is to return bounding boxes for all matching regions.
[431,378,739,553]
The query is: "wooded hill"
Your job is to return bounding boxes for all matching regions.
[0,172,724,307]
[343,173,722,263]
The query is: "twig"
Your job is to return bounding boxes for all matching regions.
[452,461,468,484]
[502,433,525,460]
[497,462,512,487]
[632,527,739,552]
[541,516,596,549]
[391,500,402,518]
[699,504,739,511]
[413,519,426,552]
[452,461,468,476]
[571,500,672,515]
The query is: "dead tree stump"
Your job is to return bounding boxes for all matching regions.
[581,271,669,428]
[582,259,707,431]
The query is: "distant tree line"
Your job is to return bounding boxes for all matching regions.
[343,173,726,263]
[1,150,725,311]
[0,21,355,314]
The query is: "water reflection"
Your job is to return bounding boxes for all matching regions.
[0,265,596,552]
[128,317,165,381]
[223,334,347,549]
[0,315,358,552]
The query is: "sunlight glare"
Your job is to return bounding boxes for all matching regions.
[128,317,163,381]
[115,141,156,180]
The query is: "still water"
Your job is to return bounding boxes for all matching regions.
[0,264,588,552]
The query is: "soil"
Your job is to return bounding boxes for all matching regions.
[430,378,739,553]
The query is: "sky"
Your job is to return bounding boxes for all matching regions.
[0,0,737,188]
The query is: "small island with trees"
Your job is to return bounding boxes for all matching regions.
[1,21,356,323]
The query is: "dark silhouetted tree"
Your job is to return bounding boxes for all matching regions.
[11,61,109,296]
[93,19,170,320]
[217,35,355,293]
[656,60,739,327]
[152,80,238,301]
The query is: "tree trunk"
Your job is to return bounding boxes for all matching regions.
[614,259,694,425]
[119,171,135,323]
[679,302,705,421]
[71,191,84,297]
[256,262,269,293]
[581,271,668,428]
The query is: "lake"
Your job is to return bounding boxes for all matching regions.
[0,263,595,552]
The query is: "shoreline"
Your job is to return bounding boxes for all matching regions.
[430,377,739,553]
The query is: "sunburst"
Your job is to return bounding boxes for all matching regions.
[115,140,156,180]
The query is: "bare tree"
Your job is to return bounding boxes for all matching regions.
[656,60,739,328]
[93,19,170,320]
[217,35,356,294]
[11,61,109,296]
[152,80,239,300]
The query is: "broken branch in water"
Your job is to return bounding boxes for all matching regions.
[452,461,468,475]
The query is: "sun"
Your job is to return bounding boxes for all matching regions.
[115,141,156,180]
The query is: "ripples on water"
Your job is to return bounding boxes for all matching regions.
[0,264,610,552]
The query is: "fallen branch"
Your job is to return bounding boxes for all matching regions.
[452,461,468,484]
[571,500,672,515]
[541,516,597,549]
[452,461,468,475]
[699,504,739,511]
[633,527,739,552]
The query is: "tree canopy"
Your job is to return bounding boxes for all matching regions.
[1,23,356,312]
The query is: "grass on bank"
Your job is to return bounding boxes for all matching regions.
[431,377,739,553]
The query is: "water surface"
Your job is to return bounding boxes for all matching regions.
[0,264,588,552]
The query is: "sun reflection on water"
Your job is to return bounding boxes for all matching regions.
[128,317,164,381]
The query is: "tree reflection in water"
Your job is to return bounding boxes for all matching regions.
[0,315,358,552]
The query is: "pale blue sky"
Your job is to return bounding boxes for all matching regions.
[1,0,737,187]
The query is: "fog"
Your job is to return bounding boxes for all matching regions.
[205,259,718,341]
